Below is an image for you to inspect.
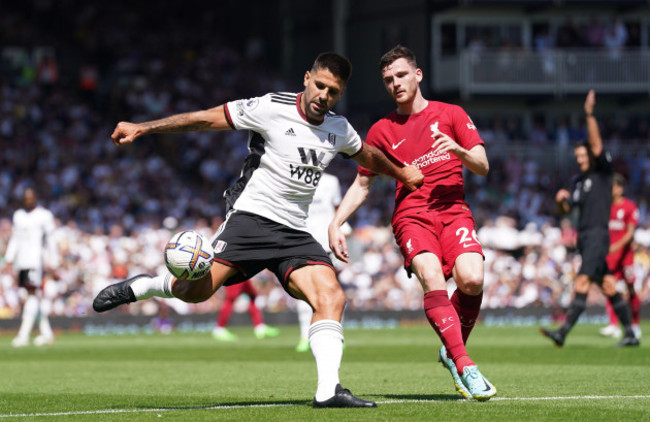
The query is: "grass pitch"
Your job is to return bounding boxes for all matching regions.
[1,322,649,421]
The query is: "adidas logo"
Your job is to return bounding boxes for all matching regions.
[285,128,296,136]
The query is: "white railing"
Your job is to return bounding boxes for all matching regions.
[434,50,650,98]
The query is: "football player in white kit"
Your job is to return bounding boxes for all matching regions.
[5,188,57,347]
[94,52,423,408]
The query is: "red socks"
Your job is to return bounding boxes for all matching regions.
[451,289,483,344]
[424,290,474,374]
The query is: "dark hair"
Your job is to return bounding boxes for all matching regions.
[379,45,418,71]
[613,172,626,187]
[574,140,595,170]
[312,52,352,83]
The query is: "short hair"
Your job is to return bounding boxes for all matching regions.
[312,52,352,83]
[379,45,418,71]
[613,172,626,187]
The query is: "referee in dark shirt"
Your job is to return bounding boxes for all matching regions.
[540,90,639,348]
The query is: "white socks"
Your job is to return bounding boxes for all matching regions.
[296,300,313,340]
[16,295,39,340]
[309,319,344,401]
[129,273,175,300]
[38,297,53,340]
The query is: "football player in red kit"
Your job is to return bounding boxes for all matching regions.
[329,45,495,401]
[600,173,641,339]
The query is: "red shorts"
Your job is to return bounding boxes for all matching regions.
[393,205,484,279]
[224,279,257,301]
[606,250,635,283]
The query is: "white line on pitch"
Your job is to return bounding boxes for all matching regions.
[1,395,649,418]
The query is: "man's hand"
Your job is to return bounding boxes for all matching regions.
[555,189,570,203]
[400,165,424,191]
[431,130,463,156]
[111,122,143,146]
[584,89,595,116]
[555,189,571,214]
[328,223,349,263]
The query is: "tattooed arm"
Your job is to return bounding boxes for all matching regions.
[352,143,423,191]
[111,105,230,146]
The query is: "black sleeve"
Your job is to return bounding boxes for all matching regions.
[593,149,613,175]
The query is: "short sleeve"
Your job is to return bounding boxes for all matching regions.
[337,121,363,158]
[224,95,270,132]
[357,124,383,176]
[594,150,613,174]
[450,105,483,151]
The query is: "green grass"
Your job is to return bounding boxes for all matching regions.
[1,322,649,421]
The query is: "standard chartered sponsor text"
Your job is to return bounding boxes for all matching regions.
[411,151,451,168]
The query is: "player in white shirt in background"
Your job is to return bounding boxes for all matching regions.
[297,172,351,352]
[5,188,58,347]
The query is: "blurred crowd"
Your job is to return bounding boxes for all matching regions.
[2,3,650,319]
[1,212,650,320]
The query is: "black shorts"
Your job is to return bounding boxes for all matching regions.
[577,228,611,282]
[18,268,42,289]
[211,211,333,289]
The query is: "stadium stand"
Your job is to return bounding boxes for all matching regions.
[1,1,649,321]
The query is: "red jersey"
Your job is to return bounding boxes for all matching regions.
[359,101,483,221]
[608,197,638,259]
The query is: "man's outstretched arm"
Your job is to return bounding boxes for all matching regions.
[111,105,231,146]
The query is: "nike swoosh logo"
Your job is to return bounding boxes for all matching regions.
[439,324,454,333]
[481,377,491,392]
[392,138,407,149]
[462,243,478,248]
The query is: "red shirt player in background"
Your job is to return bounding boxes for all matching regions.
[329,45,495,401]
[211,279,280,342]
[600,173,641,339]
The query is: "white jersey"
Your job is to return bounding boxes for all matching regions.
[5,206,56,270]
[224,92,362,231]
[306,173,342,249]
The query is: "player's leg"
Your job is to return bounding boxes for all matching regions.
[412,253,494,400]
[35,284,55,346]
[543,232,605,346]
[602,256,621,336]
[623,267,641,338]
[93,261,237,312]
[212,284,241,341]
[238,280,279,339]
[600,299,621,338]
[395,218,467,366]
[602,274,638,346]
[285,265,375,408]
[450,252,484,345]
[295,299,313,352]
[14,292,38,347]
[412,253,469,368]
[541,274,590,346]
[13,270,39,347]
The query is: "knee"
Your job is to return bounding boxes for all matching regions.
[602,286,616,297]
[456,270,484,295]
[574,275,591,293]
[417,269,447,291]
[601,277,617,297]
[310,283,346,313]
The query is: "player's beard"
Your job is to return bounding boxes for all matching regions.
[308,101,328,120]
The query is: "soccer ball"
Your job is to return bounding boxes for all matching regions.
[164,230,214,280]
